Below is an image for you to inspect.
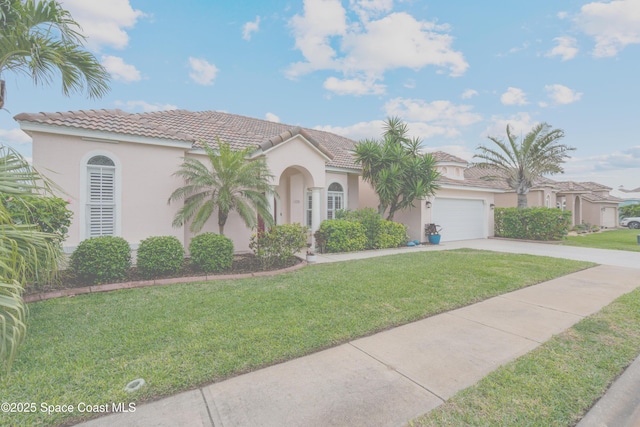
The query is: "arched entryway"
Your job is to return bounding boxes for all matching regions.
[574,195,582,225]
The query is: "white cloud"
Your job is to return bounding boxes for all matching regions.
[546,36,578,61]
[461,89,478,99]
[339,12,468,77]
[544,84,583,105]
[384,98,481,128]
[483,112,538,138]
[557,11,569,19]
[562,148,640,188]
[243,16,261,41]
[287,0,347,77]
[188,57,218,86]
[0,128,31,145]
[265,112,280,122]
[349,0,394,22]
[101,55,141,82]
[500,87,528,106]
[323,76,385,95]
[115,100,177,112]
[60,0,144,50]
[287,2,468,87]
[315,120,385,141]
[316,97,481,142]
[575,0,640,57]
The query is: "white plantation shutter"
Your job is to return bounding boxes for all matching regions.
[86,156,116,237]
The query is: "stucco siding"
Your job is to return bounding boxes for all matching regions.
[33,132,185,250]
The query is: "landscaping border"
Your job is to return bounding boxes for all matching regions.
[25,259,308,303]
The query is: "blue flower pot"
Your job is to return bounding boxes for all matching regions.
[428,234,441,245]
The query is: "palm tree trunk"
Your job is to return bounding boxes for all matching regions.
[218,208,227,235]
[0,79,5,109]
[517,192,528,209]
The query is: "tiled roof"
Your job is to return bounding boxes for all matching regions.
[431,151,469,164]
[15,109,359,169]
[581,193,624,203]
[437,174,506,190]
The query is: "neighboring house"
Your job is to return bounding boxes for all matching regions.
[16,109,361,252]
[466,167,622,228]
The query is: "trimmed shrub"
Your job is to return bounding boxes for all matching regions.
[70,236,131,284]
[375,220,408,249]
[337,208,382,249]
[314,220,367,253]
[494,207,572,241]
[189,232,233,273]
[136,236,185,279]
[336,208,408,249]
[249,223,308,270]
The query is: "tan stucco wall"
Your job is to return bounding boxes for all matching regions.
[33,132,186,250]
[582,201,619,228]
[494,189,556,208]
[263,135,327,188]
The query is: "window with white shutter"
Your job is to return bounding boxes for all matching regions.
[86,155,116,237]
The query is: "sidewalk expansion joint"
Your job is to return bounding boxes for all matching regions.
[498,294,588,318]
[200,388,216,427]
[446,311,544,344]
[348,342,446,404]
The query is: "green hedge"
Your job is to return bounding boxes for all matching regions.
[70,236,132,284]
[619,204,640,218]
[189,233,233,273]
[249,223,308,270]
[136,236,185,279]
[337,208,408,249]
[494,207,572,241]
[314,220,367,253]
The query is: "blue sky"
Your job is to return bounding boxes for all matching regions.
[1,0,639,189]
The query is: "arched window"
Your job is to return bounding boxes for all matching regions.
[86,155,116,237]
[327,182,344,219]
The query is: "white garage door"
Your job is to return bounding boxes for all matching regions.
[432,198,486,242]
[602,207,616,228]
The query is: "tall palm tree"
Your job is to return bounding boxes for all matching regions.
[0,146,60,373]
[474,123,574,208]
[354,117,440,221]
[168,140,275,235]
[0,0,110,109]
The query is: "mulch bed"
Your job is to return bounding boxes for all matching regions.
[26,253,302,295]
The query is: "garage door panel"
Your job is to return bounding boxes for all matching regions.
[432,198,486,242]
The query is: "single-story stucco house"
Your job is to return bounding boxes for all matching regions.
[14,109,621,252]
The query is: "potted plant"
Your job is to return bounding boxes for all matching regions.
[306,250,317,263]
[425,223,442,244]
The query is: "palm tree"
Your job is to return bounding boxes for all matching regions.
[474,123,574,208]
[168,140,275,235]
[354,117,440,221]
[0,0,110,109]
[1,146,60,373]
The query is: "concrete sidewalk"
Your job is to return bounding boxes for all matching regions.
[75,242,640,427]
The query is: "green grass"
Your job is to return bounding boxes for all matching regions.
[1,249,591,426]
[562,228,640,252]
[410,287,640,427]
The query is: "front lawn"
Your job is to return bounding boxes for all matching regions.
[410,286,640,427]
[2,249,591,426]
[562,228,640,252]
